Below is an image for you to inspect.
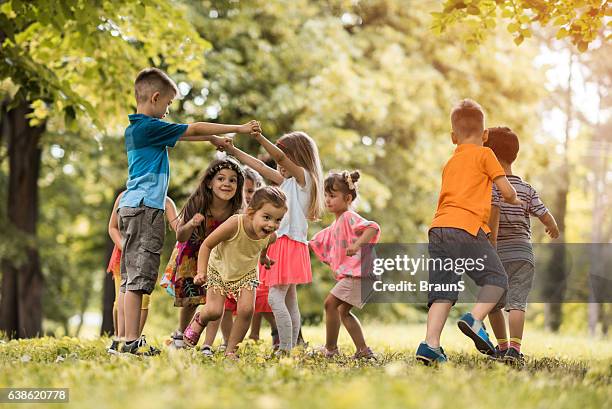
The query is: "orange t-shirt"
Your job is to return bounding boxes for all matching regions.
[430,144,505,236]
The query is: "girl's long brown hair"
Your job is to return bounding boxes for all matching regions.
[276,131,323,220]
[179,157,245,241]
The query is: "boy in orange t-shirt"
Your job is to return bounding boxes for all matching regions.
[416,99,523,365]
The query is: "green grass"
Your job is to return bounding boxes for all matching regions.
[1,324,610,409]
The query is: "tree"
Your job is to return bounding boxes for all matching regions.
[433,0,611,51]
[0,0,209,338]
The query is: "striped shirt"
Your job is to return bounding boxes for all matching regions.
[492,175,548,264]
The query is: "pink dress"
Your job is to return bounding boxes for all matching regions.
[309,210,381,279]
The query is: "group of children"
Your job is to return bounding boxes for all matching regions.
[107,67,558,364]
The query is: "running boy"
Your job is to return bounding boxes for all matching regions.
[485,126,559,363]
[118,67,260,355]
[416,99,522,364]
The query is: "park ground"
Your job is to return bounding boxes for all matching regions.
[1,322,611,409]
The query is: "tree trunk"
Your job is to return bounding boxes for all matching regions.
[0,101,45,338]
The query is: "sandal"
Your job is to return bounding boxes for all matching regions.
[353,347,376,360]
[183,312,206,348]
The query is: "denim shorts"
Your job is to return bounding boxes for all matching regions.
[427,227,508,306]
[118,205,165,295]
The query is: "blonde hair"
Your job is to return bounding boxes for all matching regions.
[276,131,323,220]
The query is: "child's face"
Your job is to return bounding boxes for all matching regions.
[243,179,257,205]
[324,189,352,213]
[249,203,286,239]
[150,91,175,119]
[208,169,238,202]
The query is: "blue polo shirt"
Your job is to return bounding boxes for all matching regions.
[118,114,188,210]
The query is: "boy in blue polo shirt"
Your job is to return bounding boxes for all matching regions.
[118,67,260,355]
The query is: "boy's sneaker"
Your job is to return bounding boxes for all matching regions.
[489,346,507,361]
[503,347,525,364]
[121,335,161,356]
[201,345,214,357]
[415,342,448,365]
[457,313,495,355]
[107,339,121,355]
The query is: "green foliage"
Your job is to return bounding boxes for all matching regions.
[433,0,611,51]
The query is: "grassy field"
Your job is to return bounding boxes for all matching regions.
[1,323,611,409]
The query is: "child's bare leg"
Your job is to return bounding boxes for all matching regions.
[124,290,143,341]
[221,310,234,343]
[425,301,452,348]
[139,308,148,336]
[226,289,255,354]
[249,312,262,340]
[116,291,125,339]
[191,291,225,335]
[338,302,367,351]
[471,285,505,320]
[204,317,221,346]
[262,312,277,331]
[508,309,525,342]
[324,293,342,350]
[179,305,197,332]
[488,309,507,345]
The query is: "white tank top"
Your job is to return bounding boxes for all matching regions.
[276,168,311,244]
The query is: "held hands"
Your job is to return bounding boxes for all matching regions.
[260,255,275,269]
[193,273,207,286]
[189,213,205,228]
[237,120,261,134]
[210,135,233,151]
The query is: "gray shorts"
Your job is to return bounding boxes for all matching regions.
[502,260,534,311]
[428,227,508,306]
[118,205,165,295]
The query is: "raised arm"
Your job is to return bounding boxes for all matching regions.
[193,215,240,285]
[182,120,260,139]
[538,212,560,239]
[252,133,306,186]
[108,192,125,250]
[493,176,523,206]
[175,213,205,243]
[224,144,284,185]
[164,197,180,232]
[488,205,500,247]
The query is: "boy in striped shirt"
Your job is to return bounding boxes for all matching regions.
[486,126,559,363]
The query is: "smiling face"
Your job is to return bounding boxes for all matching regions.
[208,168,238,202]
[324,187,352,214]
[249,203,286,239]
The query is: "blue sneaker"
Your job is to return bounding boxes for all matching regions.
[416,342,448,365]
[457,313,495,355]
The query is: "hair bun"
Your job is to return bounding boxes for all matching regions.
[349,171,360,183]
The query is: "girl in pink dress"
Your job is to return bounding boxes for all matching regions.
[310,171,381,359]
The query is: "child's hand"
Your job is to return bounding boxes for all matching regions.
[237,120,261,134]
[193,273,207,286]
[546,225,560,239]
[260,255,275,269]
[211,135,233,151]
[190,213,205,228]
[503,196,526,206]
[346,243,360,256]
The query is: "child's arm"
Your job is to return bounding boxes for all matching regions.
[346,227,379,256]
[252,133,307,186]
[224,143,284,185]
[164,197,180,232]
[108,192,124,250]
[259,233,277,269]
[493,176,524,206]
[193,215,240,285]
[538,212,560,239]
[175,213,206,243]
[181,120,260,139]
[488,205,500,247]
